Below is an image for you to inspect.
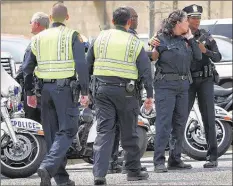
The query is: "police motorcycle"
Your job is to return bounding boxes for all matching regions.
[140,88,232,160]
[182,98,232,160]
[1,66,46,178]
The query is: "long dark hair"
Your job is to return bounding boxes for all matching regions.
[160,10,187,36]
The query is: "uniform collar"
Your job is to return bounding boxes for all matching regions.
[115,25,127,32]
[128,28,137,35]
[51,22,65,28]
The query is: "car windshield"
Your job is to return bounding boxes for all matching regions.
[214,37,232,62]
[1,38,30,62]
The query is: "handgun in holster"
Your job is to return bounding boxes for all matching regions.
[90,75,98,98]
[34,78,42,97]
[203,66,208,78]
[70,80,81,104]
[211,63,220,84]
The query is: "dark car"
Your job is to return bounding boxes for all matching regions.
[1,34,31,75]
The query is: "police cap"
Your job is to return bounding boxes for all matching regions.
[183,4,203,18]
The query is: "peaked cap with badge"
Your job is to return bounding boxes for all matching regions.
[183,4,203,18]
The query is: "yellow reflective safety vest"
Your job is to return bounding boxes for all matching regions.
[31,26,76,79]
[93,29,144,80]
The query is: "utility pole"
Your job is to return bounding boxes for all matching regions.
[173,0,178,10]
[207,0,211,19]
[148,0,155,39]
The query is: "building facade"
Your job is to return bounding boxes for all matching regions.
[1,1,232,38]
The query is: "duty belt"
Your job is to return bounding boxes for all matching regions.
[98,82,126,87]
[41,78,72,86]
[191,71,203,78]
[156,74,188,81]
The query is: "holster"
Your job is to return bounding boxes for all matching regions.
[135,80,143,100]
[90,75,98,98]
[69,80,81,104]
[211,64,220,84]
[34,78,43,97]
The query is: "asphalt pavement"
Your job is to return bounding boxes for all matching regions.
[1,150,232,186]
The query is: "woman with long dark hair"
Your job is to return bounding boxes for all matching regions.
[149,10,202,173]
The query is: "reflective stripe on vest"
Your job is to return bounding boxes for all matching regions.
[31,26,76,79]
[93,29,143,80]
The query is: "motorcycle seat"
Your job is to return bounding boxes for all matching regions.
[214,85,233,96]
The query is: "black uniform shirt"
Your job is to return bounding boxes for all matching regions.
[86,26,153,98]
[156,33,202,75]
[22,22,89,95]
[191,29,222,72]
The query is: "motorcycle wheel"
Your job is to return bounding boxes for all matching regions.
[137,126,148,158]
[182,119,232,161]
[1,132,46,178]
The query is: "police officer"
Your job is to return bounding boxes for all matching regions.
[23,2,89,186]
[108,6,147,174]
[183,4,222,168]
[15,12,50,122]
[86,7,153,185]
[149,10,202,172]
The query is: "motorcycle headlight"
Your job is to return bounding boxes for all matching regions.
[140,104,156,119]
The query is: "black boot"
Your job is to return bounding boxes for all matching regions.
[127,170,149,181]
[203,160,218,168]
[154,164,168,173]
[94,177,106,185]
[107,163,122,174]
[57,179,75,186]
[168,161,192,170]
[37,168,51,186]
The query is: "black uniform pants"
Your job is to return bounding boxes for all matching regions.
[153,79,189,166]
[188,76,218,161]
[93,85,141,177]
[40,83,79,184]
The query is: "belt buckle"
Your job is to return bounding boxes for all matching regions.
[181,75,185,80]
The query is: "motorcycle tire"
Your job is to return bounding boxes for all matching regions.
[182,120,232,161]
[137,126,148,158]
[1,134,46,178]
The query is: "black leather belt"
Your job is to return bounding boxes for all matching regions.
[191,71,203,78]
[98,82,126,87]
[156,74,188,81]
[42,79,57,83]
[41,78,72,85]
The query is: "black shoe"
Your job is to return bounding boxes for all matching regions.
[37,168,51,186]
[168,161,192,170]
[127,170,149,181]
[122,166,147,174]
[57,179,75,186]
[203,160,218,168]
[154,164,168,173]
[94,177,106,185]
[108,164,122,174]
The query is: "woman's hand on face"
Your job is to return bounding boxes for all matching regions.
[183,28,194,40]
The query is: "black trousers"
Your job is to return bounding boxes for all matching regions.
[93,85,141,177]
[40,83,79,184]
[188,76,218,161]
[153,79,189,166]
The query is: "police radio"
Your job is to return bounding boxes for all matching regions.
[126,80,135,93]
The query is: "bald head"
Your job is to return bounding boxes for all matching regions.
[50,2,69,23]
